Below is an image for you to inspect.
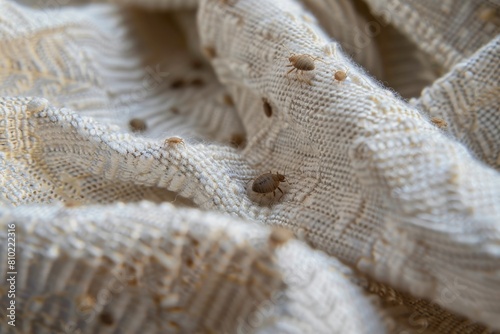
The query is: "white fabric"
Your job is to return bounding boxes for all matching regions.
[1,0,499,333]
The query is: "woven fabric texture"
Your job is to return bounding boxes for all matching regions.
[1,0,499,333]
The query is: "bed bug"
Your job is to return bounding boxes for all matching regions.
[252,171,287,200]
[283,44,325,85]
[165,136,185,147]
[333,68,349,83]
[191,59,204,70]
[431,117,448,129]
[262,98,272,117]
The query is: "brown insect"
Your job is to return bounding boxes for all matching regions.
[251,171,287,200]
[431,117,448,129]
[129,118,147,133]
[283,44,325,85]
[165,136,185,147]
[333,68,349,83]
[262,98,272,117]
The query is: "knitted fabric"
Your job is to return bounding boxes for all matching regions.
[1,0,499,333]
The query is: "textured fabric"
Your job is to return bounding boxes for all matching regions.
[0,0,499,333]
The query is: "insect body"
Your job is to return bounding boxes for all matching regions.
[333,68,349,83]
[431,117,448,129]
[252,172,287,199]
[165,136,185,147]
[285,54,324,85]
[283,44,325,85]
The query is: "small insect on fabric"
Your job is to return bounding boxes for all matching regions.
[431,117,448,129]
[282,44,325,85]
[164,136,185,148]
[333,68,349,83]
[249,171,288,204]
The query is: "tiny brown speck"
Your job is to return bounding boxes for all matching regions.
[431,117,448,129]
[170,79,185,89]
[169,321,181,329]
[223,94,234,106]
[64,199,81,208]
[335,72,345,80]
[164,306,183,313]
[203,46,217,59]
[478,7,498,22]
[99,312,114,326]
[129,118,147,132]
[262,99,272,117]
[230,133,245,148]
[170,107,179,114]
[190,78,205,87]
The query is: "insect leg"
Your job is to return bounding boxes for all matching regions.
[312,56,327,64]
[277,187,284,200]
[285,68,295,84]
[298,71,312,85]
[295,70,301,84]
